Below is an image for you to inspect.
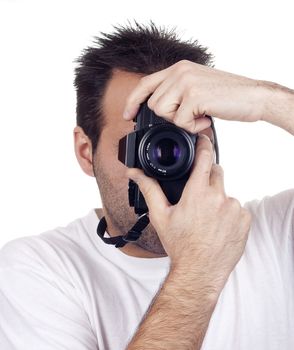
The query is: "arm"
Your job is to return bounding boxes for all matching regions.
[126,265,219,350]
[123,60,294,136]
[125,135,251,349]
[259,80,294,135]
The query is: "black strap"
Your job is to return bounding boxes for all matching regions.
[209,116,220,164]
[96,213,150,248]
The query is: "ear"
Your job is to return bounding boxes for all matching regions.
[73,126,95,177]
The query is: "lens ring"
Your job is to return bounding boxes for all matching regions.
[138,124,195,180]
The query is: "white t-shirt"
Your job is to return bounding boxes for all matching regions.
[0,189,293,350]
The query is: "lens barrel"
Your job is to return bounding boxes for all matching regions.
[138,124,196,180]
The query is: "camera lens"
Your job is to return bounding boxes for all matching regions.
[138,124,196,180]
[153,138,181,166]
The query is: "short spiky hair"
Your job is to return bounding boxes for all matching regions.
[74,21,214,155]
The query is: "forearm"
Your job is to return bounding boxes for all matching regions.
[259,80,294,135]
[126,266,220,350]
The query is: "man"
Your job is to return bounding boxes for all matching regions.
[0,21,293,350]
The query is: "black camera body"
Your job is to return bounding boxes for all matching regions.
[118,102,198,215]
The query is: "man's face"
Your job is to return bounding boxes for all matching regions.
[93,69,214,256]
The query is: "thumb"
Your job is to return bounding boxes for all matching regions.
[125,168,171,215]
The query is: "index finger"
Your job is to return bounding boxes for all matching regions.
[123,68,170,120]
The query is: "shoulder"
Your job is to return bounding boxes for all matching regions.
[0,213,95,317]
[244,188,294,222]
[0,211,98,288]
[244,188,294,243]
[0,222,99,349]
[0,235,44,269]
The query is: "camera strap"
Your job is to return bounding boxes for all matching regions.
[96,212,150,248]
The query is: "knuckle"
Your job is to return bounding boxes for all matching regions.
[153,105,165,117]
[147,97,155,109]
[186,86,198,99]
[179,59,190,65]
[242,208,253,225]
[198,147,213,160]
[213,191,226,204]
[200,148,212,158]
[178,70,193,85]
[197,147,212,158]
[211,163,224,174]
[173,60,192,74]
[176,59,192,70]
[227,197,241,210]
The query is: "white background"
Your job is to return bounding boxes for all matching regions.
[0,0,293,248]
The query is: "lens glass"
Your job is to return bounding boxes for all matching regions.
[153,138,181,166]
[138,124,196,180]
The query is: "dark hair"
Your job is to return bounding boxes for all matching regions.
[74,20,214,156]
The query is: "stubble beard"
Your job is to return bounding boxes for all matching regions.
[93,157,167,256]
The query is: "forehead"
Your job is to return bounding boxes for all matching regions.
[102,69,144,133]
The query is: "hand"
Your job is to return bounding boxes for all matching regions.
[126,134,252,290]
[123,60,267,134]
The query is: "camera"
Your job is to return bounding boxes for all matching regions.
[118,101,207,215]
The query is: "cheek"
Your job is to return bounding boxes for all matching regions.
[97,128,132,182]
[108,162,130,203]
[112,161,128,181]
[99,145,129,182]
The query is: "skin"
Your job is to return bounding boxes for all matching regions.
[74,69,214,259]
